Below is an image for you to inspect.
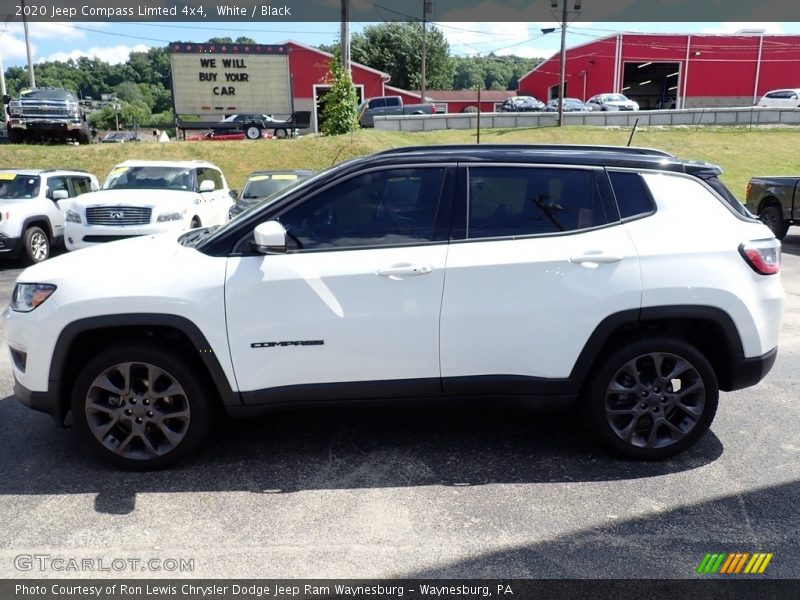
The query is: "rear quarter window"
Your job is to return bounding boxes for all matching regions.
[607,171,655,220]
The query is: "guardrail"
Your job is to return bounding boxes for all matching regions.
[373,106,800,132]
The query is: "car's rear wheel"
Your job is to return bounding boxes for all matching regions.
[72,344,213,470]
[245,125,262,140]
[758,205,789,240]
[23,226,50,263]
[274,128,288,139]
[584,336,718,460]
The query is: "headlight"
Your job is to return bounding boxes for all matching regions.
[156,210,186,222]
[11,283,57,313]
[65,209,82,224]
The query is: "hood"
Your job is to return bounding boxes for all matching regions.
[18,233,184,285]
[606,100,637,108]
[69,188,199,209]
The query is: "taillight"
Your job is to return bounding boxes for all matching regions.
[739,239,781,275]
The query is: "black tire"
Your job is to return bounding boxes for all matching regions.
[274,128,288,139]
[71,344,213,470]
[22,226,50,264]
[583,336,718,460]
[245,125,262,140]
[7,128,25,143]
[76,128,91,145]
[758,205,789,240]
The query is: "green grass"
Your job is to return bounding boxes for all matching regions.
[1,126,797,200]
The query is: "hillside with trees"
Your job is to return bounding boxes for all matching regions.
[2,30,542,130]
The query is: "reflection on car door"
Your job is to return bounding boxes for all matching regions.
[224,166,455,401]
[439,165,641,393]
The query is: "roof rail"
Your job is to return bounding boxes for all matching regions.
[374,144,675,157]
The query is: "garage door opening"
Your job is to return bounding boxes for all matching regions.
[622,62,680,109]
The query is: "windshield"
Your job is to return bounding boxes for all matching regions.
[20,89,75,101]
[103,166,194,191]
[242,174,305,199]
[0,174,41,200]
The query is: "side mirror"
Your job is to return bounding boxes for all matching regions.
[199,179,216,192]
[229,189,238,200]
[253,221,287,254]
[51,189,69,201]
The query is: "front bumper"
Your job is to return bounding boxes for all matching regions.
[0,235,22,257]
[724,346,778,391]
[9,118,85,132]
[14,377,66,426]
[65,221,185,250]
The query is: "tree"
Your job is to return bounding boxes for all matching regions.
[350,22,453,91]
[320,47,359,136]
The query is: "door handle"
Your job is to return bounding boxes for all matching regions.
[569,253,623,264]
[377,264,433,277]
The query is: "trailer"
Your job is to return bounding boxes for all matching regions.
[176,111,311,140]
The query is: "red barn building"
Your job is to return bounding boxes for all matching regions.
[519,32,800,109]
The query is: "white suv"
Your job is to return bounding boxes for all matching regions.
[65,160,233,251]
[5,145,784,469]
[0,169,99,263]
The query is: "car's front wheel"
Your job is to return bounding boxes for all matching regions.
[584,336,718,460]
[23,226,50,263]
[72,344,213,469]
[245,125,262,140]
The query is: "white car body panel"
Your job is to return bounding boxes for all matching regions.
[440,227,641,379]
[6,234,236,393]
[225,245,449,391]
[632,172,783,357]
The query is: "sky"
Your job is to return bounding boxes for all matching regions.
[1,21,800,69]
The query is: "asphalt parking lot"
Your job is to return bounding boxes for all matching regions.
[0,232,798,580]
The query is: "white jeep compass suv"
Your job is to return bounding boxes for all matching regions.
[65,160,233,251]
[6,145,784,469]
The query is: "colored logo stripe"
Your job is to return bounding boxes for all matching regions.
[697,552,773,574]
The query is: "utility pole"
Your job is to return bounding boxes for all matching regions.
[21,0,35,88]
[557,0,567,127]
[553,0,582,127]
[340,0,350,74]
[421,0,433,101]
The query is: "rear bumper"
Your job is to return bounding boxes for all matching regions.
[724,346,778,391]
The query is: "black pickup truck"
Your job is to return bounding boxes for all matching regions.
[745,176,799,239]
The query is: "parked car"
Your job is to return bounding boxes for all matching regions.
[756,88,800,108]
[64,160,234,251]
[0,168,99,263]
[497,96,546,112]
[228,170,313,220]
[7,144,784,469]
[358,96,436,127]
[745,176,800,239]
[100,131,140,143]
[586,93,640,111]
[544,98,591,112]
[187,130,271,142]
